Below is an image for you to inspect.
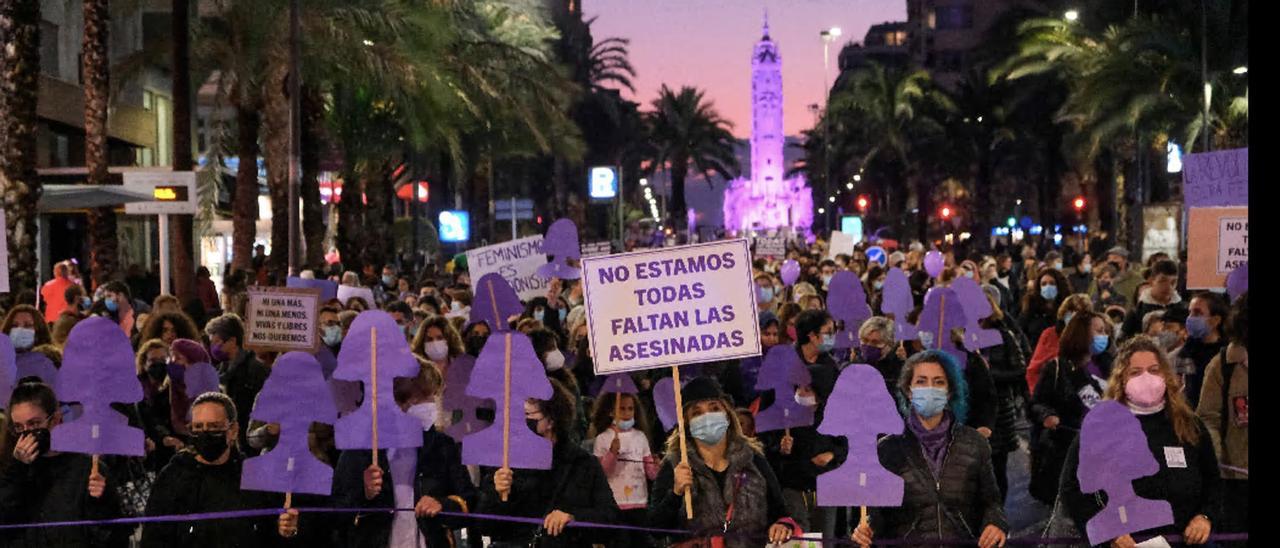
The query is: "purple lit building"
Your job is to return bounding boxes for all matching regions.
[722,14,814,237]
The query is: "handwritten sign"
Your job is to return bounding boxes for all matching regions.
[1187,207,1248,289]
[581,241,613,258]
[244,287,321,353]
[754,236,787,259]
[582,239,761,375]
[465,236,548,301]
[1181,147,1247,208]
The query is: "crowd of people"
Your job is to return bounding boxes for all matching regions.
[0,235,1247,547]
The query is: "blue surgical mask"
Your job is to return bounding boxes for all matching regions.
[821,274,833,287]
[533,309,545,323]
[1063,312,1075,325]
[758,286,775,303]
[910,387,949,418]
[80,296,92,309]
[1090,334,1109,355]
[382,274,395,287]
[1185,316,1210,340]
[873,280,884,291]
[1040,284,1059,301]
[689,411,729,444]
[9,327,35,350]
[559,308,568,323]
[105,297,118,313]
[616,418,635,431]
[818,333,835,353]
[1082,263,1093,274]
[322,325,343,347]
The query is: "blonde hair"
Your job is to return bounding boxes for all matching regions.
[662,396,762,460]
[1057,293,1095,321]
[1104,336,1201,445]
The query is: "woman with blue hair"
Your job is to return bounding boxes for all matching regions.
[852,350,1009,548]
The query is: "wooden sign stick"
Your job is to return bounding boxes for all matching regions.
[500,332,512,502]
[671,366,694,519]
[91,454,99,477]
[613,380,623,442]
[860,505,869,528]
[371,326,379,467]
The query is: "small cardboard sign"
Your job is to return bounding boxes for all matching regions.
[1187,207,1248,289]
[754,236,787,258]
[244,286,322,353]
[466,236,549,301]
[827,231,855,260]
[581,239,762,375]
[581,241,614,258]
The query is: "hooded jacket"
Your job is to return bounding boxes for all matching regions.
[869,420,1008,542]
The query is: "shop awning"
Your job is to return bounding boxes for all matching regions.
[38,184,157,213]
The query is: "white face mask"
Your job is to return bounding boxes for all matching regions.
[544,349,566,372]
[794,392,818,407]
[406,402,437,431]
[424,340,450,361]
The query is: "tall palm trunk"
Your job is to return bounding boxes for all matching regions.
[231,93,260,272]
[84,0,118,288]
[335,145,363,274]
[670,154,688,235]
[361,162,392,268]
[169,0,195,301]
[301,85,325,269]
[262,47,290,283]
[470,150,492,244]
[0,0,42,303]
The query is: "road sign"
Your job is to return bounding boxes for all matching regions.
[123,172,198,215]
[866,246,887,266]
[495,198,534,221]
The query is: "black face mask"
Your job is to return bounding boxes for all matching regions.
[28,428,51,457]
[146,360,168,382]
[525,418,542,436]
[193,431,230,462]
[465,334,489,357]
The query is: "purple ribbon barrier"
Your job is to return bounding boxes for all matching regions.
[0,506,1248,546]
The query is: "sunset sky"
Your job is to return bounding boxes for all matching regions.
[583,0,907,138]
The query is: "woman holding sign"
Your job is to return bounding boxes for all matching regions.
[648,377,798,547]
[1058,337,1221,547]
[851,350,1008,548]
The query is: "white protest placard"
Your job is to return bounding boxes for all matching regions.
[465,235,548,301]
[581,241,613,258]
[581,239,761,375]
[336,284,375,306]
[754,236,787,258]
[827,231,855,259]
[0,208,9,293]
[244,286,321,353]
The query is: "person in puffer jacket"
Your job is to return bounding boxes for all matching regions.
[852,350,1008,548]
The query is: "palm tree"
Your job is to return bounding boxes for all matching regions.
[0,0,42,302]
[170,0,196,303]
[824,63,952,243]
[645,85,739,236]
[84,0,118,287]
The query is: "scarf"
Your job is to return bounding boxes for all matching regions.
[907,411,953,478]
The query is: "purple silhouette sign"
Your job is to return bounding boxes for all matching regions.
[827,271,873,350]
[0,334,15,408]
[753,346,814,433]
[442,355,494,443]
[949,277,1002,352]
[461,332,553,470]
[184,363,221,399]
[915,286,970,369]
[536,219,582,280]
[470,273,524,333]
[1226,262,1247,300]
[333,311,423,451]
[1078,401,1174,546]
[15,351,57,393]
[881,268,918,341]
[51,317,144,457]
[599,374,639,397]
[653,373,694,432]
[242,352,338,496]
[316,345,361,416]
[816,364,904,507]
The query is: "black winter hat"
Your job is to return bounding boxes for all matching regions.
[681,376,728,406]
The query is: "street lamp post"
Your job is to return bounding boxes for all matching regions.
[820,26,841,235]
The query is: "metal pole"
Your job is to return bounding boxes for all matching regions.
[287,0,302,275]
[1201,0,1210,152]
[823,37,832,236]
[159,214,171,296]
[412,179,420,272]
[511,195,517,240]
[617,165,624,247]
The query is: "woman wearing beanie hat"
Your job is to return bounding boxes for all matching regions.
[648,377,799,547]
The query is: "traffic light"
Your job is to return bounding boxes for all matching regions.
[940,205,953,219]
[1072,196,1086,211]
[856,195,869,212]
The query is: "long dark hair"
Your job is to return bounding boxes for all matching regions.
[1,381,58,471]
[1021,267,1071,318]
[1058,311,1111,368]
[588,392,653,440]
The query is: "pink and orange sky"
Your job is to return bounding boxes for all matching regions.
[584,0,907,138]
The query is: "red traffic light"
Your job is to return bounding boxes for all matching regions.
[1073,196,1086,211]
[940,205,953,219]
[856,195,869,211]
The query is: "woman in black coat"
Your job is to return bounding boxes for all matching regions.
[295,358,476,547]
[852,350,1008,548]
[477,378,618,547]
[977,293,1028,502]
[1059,337,1221,547]
[1029,311,1114,505]
[1019,267,1071,346]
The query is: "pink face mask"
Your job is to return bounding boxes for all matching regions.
[1124,372,1167,407]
